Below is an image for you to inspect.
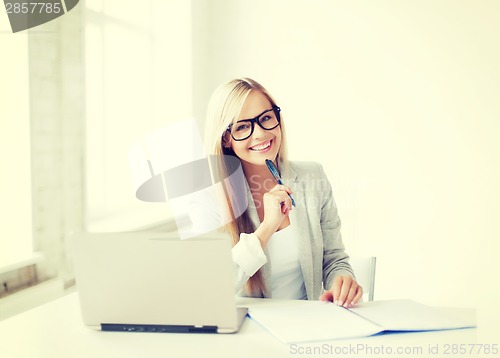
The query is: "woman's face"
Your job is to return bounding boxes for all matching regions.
[226,90,282,166]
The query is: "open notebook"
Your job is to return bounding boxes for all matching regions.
[248,299,475,343]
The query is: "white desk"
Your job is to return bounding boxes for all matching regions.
[1,293,476,358]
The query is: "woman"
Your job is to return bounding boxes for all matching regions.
[199,78,362,306]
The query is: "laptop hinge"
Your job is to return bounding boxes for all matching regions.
[101,323,218,333]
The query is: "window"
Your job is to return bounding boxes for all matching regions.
[0,27,33,269]
[84,0,192,231]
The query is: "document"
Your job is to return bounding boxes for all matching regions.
[248,299,474,343]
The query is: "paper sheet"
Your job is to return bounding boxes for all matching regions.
[248,299,474,344]
[348,299,475,331]
[248,301,382,343]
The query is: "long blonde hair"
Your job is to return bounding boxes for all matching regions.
[204,78,288,296]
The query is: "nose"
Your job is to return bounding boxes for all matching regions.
[252,121,266,139]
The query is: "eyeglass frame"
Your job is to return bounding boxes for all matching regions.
[225,106,281,141]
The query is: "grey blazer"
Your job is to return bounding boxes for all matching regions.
[241,161,354,300]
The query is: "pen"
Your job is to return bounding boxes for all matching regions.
[265,159,296,207]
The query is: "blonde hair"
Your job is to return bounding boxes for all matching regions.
[204,78,288,296]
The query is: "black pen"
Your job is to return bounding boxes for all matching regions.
[265,159,296,207]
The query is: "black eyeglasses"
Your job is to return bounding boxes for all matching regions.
[225,106,281,141]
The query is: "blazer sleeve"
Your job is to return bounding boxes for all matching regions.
[318,165,355,290]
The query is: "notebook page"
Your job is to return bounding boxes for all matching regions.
[248,300,382,343]
[348,299,475,332]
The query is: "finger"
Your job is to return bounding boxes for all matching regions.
[263,192,284,209]
[282,195,293,211]
[280,191,293,209]
[272,191,292,210]
[267,190,287,202]
[319,290,333,302]
[332,276,343,304]
[350,286,364,306]
[283,204,292,215]
[269,184,293,194]
[344,282,359,307]
[337,277,353,307]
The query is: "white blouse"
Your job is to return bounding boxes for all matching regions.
[231,222,307,300]
[266,224,307,299]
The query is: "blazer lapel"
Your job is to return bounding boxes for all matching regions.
[283,164,315,300]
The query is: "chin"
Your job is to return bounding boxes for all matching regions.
[246,151,279,166]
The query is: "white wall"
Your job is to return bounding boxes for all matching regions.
[193,0,500,335]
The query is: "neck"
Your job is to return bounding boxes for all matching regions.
[242,160,277,192]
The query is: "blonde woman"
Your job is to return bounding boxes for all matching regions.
[198,78,362,306]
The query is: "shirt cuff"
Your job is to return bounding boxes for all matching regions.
[232,233,267,277]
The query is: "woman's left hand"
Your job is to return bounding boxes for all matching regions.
[319,276,363,307]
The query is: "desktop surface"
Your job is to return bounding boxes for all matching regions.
[1,293,476,358]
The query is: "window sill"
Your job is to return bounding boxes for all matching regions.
[0,252,44,276]
[0,278,65,321]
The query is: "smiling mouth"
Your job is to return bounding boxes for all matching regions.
[249,140,272,151]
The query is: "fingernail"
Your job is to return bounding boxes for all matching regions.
[337,300,343,306]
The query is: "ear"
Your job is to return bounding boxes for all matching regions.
[222,135,232,148]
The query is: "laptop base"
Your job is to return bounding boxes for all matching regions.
[102,323,218,333]
[101,307,249,334]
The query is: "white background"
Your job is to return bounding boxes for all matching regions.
[191,0,500,340]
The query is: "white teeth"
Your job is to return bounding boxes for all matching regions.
[250,141,271,151]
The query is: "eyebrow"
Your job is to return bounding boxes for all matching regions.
[236,108,272,123]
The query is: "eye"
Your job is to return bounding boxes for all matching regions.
[260,115,272,122]
[235,123,251,132]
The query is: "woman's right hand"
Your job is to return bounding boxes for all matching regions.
[255,184,293,248]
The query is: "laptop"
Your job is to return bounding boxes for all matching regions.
[71,231,248,333]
